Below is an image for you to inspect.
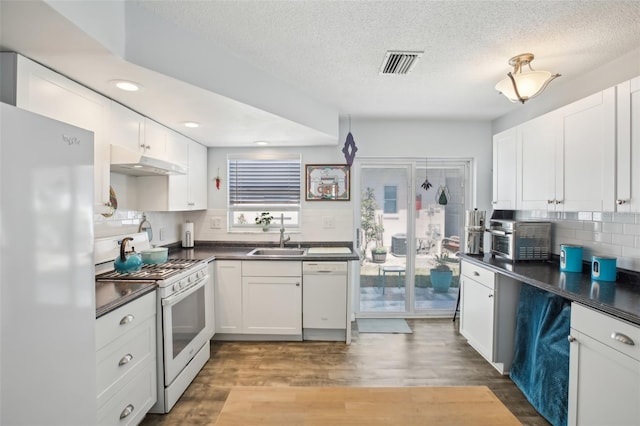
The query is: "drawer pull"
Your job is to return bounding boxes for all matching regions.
[488,294,494,298]
[568,335,577,343]
[119,314,134,325]
[120,404,134,420]
[473,271,480,276]
[611,332,635,346]
[118,353,133,366]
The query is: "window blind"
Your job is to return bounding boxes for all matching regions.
[228,157,301,206]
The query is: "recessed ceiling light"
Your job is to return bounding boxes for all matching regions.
[183,121,200,128]
[255,141,269,146]
[111,80,142,92]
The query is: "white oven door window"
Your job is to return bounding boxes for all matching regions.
[162,278,211,385]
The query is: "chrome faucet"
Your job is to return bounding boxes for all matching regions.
[279,213,290,248]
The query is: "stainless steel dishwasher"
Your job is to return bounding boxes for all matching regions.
[302,261,348,342]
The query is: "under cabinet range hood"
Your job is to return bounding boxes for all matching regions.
[110,145,187,176]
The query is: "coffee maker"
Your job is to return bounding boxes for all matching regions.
[464,208,485,255]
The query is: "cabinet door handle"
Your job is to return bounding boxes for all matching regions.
[118,353,133,366]
[296,282,300,287]
[547,200,554,204]
[555,199,563,204]
[611,332,635,346]
[568,335,576,343]
[120,404,134,420]
[119,314,134,325]
[473,271,480,276]
[616,199,627,205]
[488,294,494,298]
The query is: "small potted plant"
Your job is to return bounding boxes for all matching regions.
[430,252,453,292]
[371,245,387,263]
[255,212,274,232]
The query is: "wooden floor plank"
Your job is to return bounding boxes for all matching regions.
[214,386,522,426]
[140,319,549,426]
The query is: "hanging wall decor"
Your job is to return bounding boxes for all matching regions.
[342,116,358,166]
[305,164,350,201]
[215,168,221,190]
[420,157,432,191]
[435,168,450,205]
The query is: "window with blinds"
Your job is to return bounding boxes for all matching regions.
[227,154,302,230]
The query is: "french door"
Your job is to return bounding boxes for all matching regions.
[354,158,470,317]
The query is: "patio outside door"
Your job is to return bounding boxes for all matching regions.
[355,159,469,317]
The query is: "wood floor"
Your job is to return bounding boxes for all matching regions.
[140,319,550,426]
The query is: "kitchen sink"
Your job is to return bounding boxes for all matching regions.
[247,247,307,257]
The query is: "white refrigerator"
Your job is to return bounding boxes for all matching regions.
[0,103,96,424]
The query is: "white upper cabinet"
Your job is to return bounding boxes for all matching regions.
[492,127,518,209]
[517,110,560,210]
[616,77,640,212]
[108,101,145,153]
[497,85,619,213]
[136,131,207,212]
[142,118,168,161]
[558,88,616,212]
[9,54,111,213]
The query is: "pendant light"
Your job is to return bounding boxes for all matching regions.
[495,53,560,104]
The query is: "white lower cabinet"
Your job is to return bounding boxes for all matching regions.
[214,260,243,333]
[242,261,302,336]
[214,260,302,337]
[459,260,521,374]
[96,292,157,425]
[568,304,640,426]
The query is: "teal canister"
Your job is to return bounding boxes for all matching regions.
[591,256,617,281]
[560,244,583,272]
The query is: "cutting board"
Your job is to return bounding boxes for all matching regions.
[306,247,352,254]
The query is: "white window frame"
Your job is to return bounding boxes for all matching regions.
[227,153,302,233]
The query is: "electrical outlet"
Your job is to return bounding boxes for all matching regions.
[210,217,222,229]
[322,216,335,228]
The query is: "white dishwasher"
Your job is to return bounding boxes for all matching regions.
[302,261,348,342]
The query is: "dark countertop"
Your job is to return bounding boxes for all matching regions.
[168,241,360,262]
[96,242,358,318]
[460,254,640,326]
[95,280,156,318]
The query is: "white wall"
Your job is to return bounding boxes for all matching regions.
[190,119,492,244]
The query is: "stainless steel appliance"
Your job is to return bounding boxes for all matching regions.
[182,222,194,248]
[464,209,486,255]
[95,233,213,414]
[489,219,551,261]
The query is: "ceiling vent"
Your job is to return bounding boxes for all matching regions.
[379,50,423,75]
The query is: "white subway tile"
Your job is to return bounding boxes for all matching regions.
[623,223,640,235]
[592,212,603,222]
[612,233,635,247]
[578,212,593,221]
[583,221,602,232]
[602,222,624,234]
[612,212,636,224]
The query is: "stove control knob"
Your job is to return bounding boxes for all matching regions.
[197,271,204,279]
[180,280,186,288]
[173,284,179,292]
[189,275,195,283]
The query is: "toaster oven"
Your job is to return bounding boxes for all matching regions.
[489,219,551,261]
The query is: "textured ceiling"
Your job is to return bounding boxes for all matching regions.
[1,1,639,147]
[136,0,640,119]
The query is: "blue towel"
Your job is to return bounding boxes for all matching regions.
[510,284,571,426]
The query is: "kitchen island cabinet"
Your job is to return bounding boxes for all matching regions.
[459,260,521,374]
[568,303,640,426]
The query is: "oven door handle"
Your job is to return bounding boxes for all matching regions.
[489,230,508,236]
[161,277,207,307]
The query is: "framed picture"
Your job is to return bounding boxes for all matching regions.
[305,164,350,201]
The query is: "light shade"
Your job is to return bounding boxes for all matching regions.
[495,53,560,104]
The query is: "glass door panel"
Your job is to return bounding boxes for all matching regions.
[414,163,465,314]
[358,166,409,314]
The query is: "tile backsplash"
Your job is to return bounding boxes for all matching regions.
[94,209,185,245]
[516,210,640,272]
